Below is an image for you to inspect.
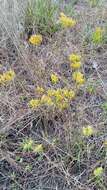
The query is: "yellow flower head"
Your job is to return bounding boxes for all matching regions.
[59,12,76,28]
[55,94,63,103]
[73,71,85,85]
[63,89,75,100]
[70,62,81,69]
[69,53,81,63]
[47,89,56,97]
[33,144,44,153]
[69,53,81,69]
[29,99,40,109]
[0,70,15,84]
[41,95,53,106]
[36,86,45,94]
[54,89,63,102]
[82,125,94,137]
[93,167,103,177]
[5,70,15,80]
[51,73,59,84]
[29,34,42,45]
[92,27,103,44]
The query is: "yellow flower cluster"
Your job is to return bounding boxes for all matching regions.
[29,99,40,109]
[48,89,64,103]
[29,87,75,110]
[28,14,86,112]
[82,125,94,137]
[68,53,85,87]
[47,88,75,100]
[59,12,76,28]
[51,73,59,84]
[92,27,103,44]
[48,88,75,110]
[29,34,42,45]
[73,71,85,85]
[69,53,81,69]
[0,70,15,85]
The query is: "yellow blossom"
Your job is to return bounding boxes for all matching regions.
[63,89,75,99]
[29,34,42,45]
[93,167,103,177]
[36,86,45,94]
[92,27,103,44]
[54,88,62,95]
[3,70,15,82]
[69,53,81,63]
[73,71,85,85]
[0,70,15,84]
[51,73,59,84]
[69,54,81,69]
[46,88,75,109]
[41,95,53,106]
[59,12,76,28]
[33,144,44,153]
[82,125,94,137]
[70,62,81,69]
[29,99,40,109]
[54,89,64,102]
[55,94,63,103]
[47,89,56,97]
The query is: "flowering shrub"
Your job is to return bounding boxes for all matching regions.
[29,86,76,111]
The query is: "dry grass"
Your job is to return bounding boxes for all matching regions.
[0,0,107,190]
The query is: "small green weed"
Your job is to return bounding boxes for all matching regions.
[101,102,107,112]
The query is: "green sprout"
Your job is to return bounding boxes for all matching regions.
[21,138,34,152]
